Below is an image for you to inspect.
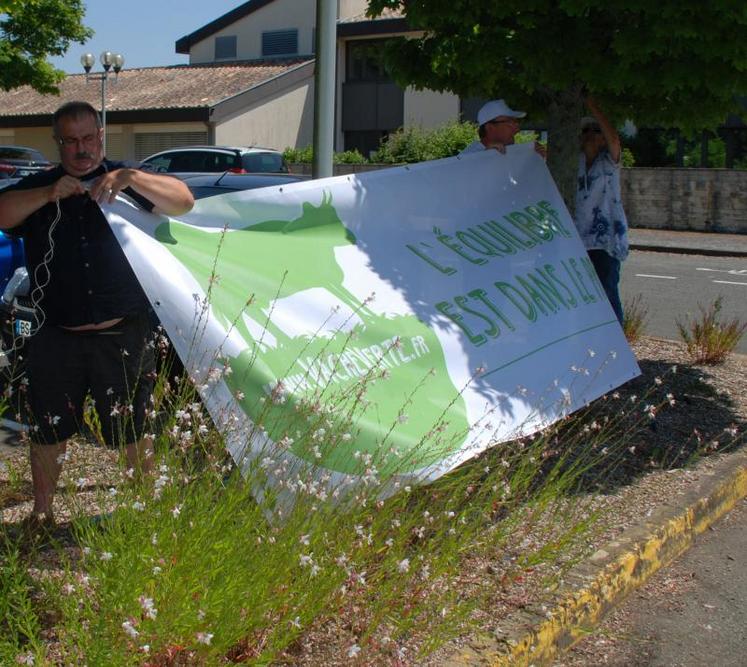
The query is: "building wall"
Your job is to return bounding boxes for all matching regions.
[189,0,317,64]
[337,0,368,20]
[6,127,57,162]
[214,79,315,150]
[621,168,747,233]
[403,88,460,130]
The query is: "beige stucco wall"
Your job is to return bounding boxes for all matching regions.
[214,79,314,150]
[189,0,317,64]
[7,128,58,161]
[337,0,368,20]
[403,88,460,130]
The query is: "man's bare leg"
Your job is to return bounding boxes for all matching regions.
[30,441,67,519]
[124,437,154,477]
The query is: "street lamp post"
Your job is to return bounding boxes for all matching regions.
[80,51,125,155]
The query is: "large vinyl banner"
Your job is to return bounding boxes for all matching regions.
[104,143,639,489]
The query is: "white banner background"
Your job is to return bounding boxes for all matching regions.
[104,143,639,490]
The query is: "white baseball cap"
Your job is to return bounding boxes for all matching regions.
[477,99,526,126]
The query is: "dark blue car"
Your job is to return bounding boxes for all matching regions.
[0,179,25,292]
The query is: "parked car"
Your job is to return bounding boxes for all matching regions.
[0,171,306,367]
[0,145,53,178]
[177,171,304,198]
[142,146,289,175]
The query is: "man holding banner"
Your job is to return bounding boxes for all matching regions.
[0,101,194,528]
[460,99,546,158]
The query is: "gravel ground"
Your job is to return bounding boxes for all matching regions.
[1,336,745,665]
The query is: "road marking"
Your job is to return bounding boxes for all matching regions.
[713,280,747,286]
[697,268,747,275]
[635,274,677,280]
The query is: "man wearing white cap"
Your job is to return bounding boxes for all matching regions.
[460,99,544,156]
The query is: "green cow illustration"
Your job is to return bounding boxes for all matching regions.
[155,193,469,475]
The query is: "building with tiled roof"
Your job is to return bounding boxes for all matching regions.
[0,0,470,162]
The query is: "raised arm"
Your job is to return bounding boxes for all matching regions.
[585,96,621,163]
[89,168,194,216]
[0,175,85,230]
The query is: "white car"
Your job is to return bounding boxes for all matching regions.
[142,145,289,175]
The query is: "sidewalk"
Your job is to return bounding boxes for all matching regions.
[629,228,747,257]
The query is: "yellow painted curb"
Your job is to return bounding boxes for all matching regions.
[443,450,747,667]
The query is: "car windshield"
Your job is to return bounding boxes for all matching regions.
[241,152,287,173]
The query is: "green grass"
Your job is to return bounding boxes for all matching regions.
[0,287,694,664]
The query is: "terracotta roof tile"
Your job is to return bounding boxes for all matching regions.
[0,60,313,117]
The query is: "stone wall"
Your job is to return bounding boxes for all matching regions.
[289,164,747,234]
[621,168,747,233]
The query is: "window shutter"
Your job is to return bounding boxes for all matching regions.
[262,29,298,57]
[134,132,208,161]
[215,35,237,60]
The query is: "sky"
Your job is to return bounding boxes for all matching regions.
[49,0,244,73]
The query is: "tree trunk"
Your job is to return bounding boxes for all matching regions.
[545,86,585,219]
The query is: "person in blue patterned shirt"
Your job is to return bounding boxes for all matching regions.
[574,97,628,324]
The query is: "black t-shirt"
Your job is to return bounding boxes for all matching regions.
[1,159,155,327]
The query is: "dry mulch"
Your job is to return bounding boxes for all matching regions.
[1,336,745,665]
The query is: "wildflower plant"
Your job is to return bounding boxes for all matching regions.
[676,296,746,364]
[623,293,648,344]
[0,241,688,664]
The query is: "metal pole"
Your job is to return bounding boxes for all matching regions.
[101,73,107,155]
[312,0,336,179]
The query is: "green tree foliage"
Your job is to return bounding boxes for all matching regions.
[366,1,747,212]
[0,0,92,93]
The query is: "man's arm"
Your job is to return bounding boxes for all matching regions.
[89,169,194,216]
[585,96,621,163]
[0,176,85,230]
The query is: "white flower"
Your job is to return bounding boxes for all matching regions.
[171,505,182,518]
[131,501,145,511]
[122,620,139,638]
[15,653,34,665]
[196,632,213,645]
[100,551,113,561]
[347,644,361,658]
[139,596,157,620]
[397,558,410,573]
[152,566,162,576]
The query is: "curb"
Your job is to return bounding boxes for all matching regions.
[629,243,747,258]
[443,449,747,666]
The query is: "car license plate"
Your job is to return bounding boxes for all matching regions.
[14,319,32,337]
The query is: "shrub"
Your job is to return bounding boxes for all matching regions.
[282,146,367,165]
[623,294,648,343]
[282,145,314,164]
[621,147,635,168]
[676,296,746,364]
[372,120,478,163]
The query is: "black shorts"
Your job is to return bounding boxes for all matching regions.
[26,313,156,448]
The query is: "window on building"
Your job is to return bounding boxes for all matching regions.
[215,35,237,60]
[346,40,391,82]
[342,39,403,157]
[262,29,298,57]
[134,132,209,162]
